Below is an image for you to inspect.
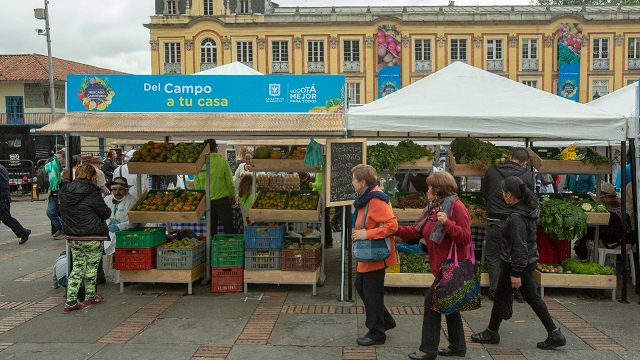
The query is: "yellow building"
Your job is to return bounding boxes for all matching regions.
[146,1,640,104]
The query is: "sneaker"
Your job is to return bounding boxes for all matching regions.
[63,301,89,314]
[53,230,61,237]
[84,295,105,305]
[53,233,66,240]
[537,329,566,350]
[471,328,500,344]
[19,229,31,245]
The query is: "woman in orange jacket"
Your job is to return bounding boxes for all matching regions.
[350,164,398,346]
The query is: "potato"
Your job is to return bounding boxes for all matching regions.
[377,63,386,72]
[378,45,388,58]
[391,58,400,66]
[383,53,394,63]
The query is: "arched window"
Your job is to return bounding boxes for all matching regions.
[200,38,218,70]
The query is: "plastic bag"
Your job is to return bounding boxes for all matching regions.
[304,137,324,166]
[395,243,427,255]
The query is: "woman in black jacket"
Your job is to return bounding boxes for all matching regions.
[59,164,111,314]
[471,176,566,350]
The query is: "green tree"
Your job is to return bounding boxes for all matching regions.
[534,0,639,5]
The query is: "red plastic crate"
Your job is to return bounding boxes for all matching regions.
[115,242,166,270]
[211,266,243,293]
[280,243,322,271]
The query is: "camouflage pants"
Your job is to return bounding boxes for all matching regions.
[66,240,102,304]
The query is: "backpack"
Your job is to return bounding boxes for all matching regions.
[36,164,49,190]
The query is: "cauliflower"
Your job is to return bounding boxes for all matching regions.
[581,203,593,212]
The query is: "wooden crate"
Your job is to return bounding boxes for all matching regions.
[533,269,616,288]
[250,197,321,222]
[251,158,321,172]
[447,149,487,176]
[127,143,210,175]
[526,147,612,174]
[586,212,610,225]
[397,156,432,169]
[127,189,207,223]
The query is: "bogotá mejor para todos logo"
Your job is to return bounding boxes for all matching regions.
[560,80,577,98]
[77,76,114,111]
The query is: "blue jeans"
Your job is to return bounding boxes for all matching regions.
[46,193,63,233]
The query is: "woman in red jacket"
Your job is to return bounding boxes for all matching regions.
[351,164,398,346]
[395,172,472,360]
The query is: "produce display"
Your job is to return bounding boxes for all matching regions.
[396,193,429,209]
[561,258,613,275]
[129,141,204,163]
[395,140,434,165]
[459,194,487,224]
[367,140,433,173]
[449,138,512,170]
[399,253,431,274]
[288,146,307,159]
[555,144,612,169]
[536,263,569,273]
[254,145,286,159]
[283,242,321,253]
[135,191,175,211]
[539,198,587,240]
[162,238,200,248]
[286,192,319,210]
[254,192,288,209]
[164,191,204,211]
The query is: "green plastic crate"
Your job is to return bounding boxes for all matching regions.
[531,147,562,159]
[211,234,244,267]
[157,240,206,270]
[116,227,166,248]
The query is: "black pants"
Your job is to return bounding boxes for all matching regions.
[419,286,466,356]
[488,262,556,333]
[355,268,394,341]
[0,199,27,238]
[210,197,236,234]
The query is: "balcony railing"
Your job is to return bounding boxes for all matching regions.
[200,63,217,71]
[164,63,182,74]
[241,61,253,69]
[271,62,289,73]
[343,61,360,72]
[415,60,432,72]
[522,58,539,71]
[307,61,325,73]
[487,59,504,71]
[593,59,609,70]
[628,58,640,70]
[0,112,65,125]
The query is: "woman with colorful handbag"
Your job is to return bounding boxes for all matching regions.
[350,164,399,347]
[395,172,472,360]
[471,176,566,350]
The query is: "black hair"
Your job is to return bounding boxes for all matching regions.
[71,155,82,167]
[510,147,530,163]
[502,176,537,210]
[204,139,217,152]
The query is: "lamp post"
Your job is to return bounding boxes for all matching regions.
[34,0,56,123]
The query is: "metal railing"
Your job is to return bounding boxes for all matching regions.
[343,61,360,72]
[307,61,325,73]
[522,58,539,71]
[200,63,217,71]
[593,59,610,70]
[415,60,432,72]
[271,61,289,73]
[0,112,65,125]
[164,63,182,74]
[628,59,640,70]
[487,59,504,71]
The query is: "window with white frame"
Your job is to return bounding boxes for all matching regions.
[239,0,249,14]
[629,38,640,70]
[522,80,538,88]
[593,38,609,59]
[236,41,253,63]
[346,82,361,104]
[272,41,289,62]
[487,39,503,60]
[164,42,181,63]
[166,0,177,15]
[344,40,360,61]
[415,39,431,61]
[592,80,609,100]
[451,39,467,62]
[308,41,324,62]
[203,0,213,15]
[522,39,538,59]
[200,38,217,65]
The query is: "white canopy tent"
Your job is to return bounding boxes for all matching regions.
[588,81,638,138]
[347,62,627,142]
[192,61,263,75]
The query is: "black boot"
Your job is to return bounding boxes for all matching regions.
[537,329,566,350]
[471,328,500,344]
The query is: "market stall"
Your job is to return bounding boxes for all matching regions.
[346,62,630,296]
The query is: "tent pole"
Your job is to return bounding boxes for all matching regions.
[620,141,629,304]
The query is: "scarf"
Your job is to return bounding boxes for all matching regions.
[352,184,390,210]
[414,194,458,244]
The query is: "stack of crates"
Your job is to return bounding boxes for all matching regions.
[280,233,322,271]
[157,237,206,270]
[114,227,167,270]
[211,234,244,293]
[244,223,285,270]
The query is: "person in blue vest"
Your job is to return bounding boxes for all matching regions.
[562,175,595,193]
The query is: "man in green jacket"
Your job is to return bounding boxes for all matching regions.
[195,139,236,234]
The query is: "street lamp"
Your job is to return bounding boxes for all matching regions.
[34,1,56,123]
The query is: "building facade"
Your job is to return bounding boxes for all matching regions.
[146,1,640,104]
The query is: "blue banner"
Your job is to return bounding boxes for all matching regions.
[558,63,580,102]
[67,74,345,113]
[378,65,401,98]
[377,25,402,98]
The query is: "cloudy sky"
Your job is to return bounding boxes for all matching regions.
[1,0,531,75]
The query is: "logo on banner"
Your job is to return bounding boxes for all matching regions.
[269,83,281,96]
[77,76,114,111]
[559,80,577,98]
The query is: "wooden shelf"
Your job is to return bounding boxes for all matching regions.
[533,269,616,299]
[447,148,487,176]
[527,148,612,175]
[586,212,610,225]
[251,158,321,172]
[250,201,321,222]
[393,208,424,221]
[397,156,433,169]
[244,268,321,295]
[127,143,210,175]
[119,263,206,295]
[127,190,207,223]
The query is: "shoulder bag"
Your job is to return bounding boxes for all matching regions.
[431,241,481,315]
[352,203,392,263]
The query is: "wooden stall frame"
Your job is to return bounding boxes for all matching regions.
[127,144,210,175]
